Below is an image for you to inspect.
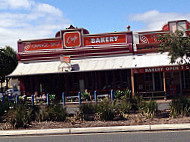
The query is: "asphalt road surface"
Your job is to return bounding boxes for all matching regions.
[1,130,190,142]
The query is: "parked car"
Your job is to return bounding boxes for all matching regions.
[5,88,21,97]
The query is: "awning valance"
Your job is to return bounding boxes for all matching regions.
[8,55,134,77]
[9,52,184,77]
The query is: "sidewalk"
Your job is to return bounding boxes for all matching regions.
[1,123,190,136]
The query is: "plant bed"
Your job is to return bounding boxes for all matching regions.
[1,96,190,130]
[1,110,190,130]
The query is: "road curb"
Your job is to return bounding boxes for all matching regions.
[0,123,190,136]
[150,123,190,131]
[0,128,70,136]
[70,125,150,134]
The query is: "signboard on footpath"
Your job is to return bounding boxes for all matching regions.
[83,34,127,46]
[22,39,62,52]
[133,65,190,74]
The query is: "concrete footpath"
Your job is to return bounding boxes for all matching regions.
[1,123,190,136]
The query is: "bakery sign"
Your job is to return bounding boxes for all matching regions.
[133,65,190,74]
[83,34,127,46]
[23,39,62,51]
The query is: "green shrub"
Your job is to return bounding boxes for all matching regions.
[49,94,56,101]
[114,100,131,114]
[37,104,67,122]
[35,106,48,122]
[130,95,143,111]
[0,102,9,119]
[0,97,15,122]
[114,89,131,100]
[79,99,132,121]
[121,89,131,99]
[139,99,158,120]
[29,105,40,121]
[76,94,144,121]
[81,90,91,101]
[0,103,5,116]
[79,103,95,121]
[169,96,190,118]
[6,104,33,128]
[114,90,123,100]
[95,99,118,121]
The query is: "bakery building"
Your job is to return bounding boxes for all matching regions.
[133,20,190,97]
[9,20,190,98]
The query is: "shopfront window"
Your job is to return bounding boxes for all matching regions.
[107,71,113,89]
[121,70,128,88]
[73,73,79,91]
[68,74,73,92]
[86,72,92,90]
[144,73,153,91]
[154,72,163,91]
[100,72,106,90]
[183,70,190,89]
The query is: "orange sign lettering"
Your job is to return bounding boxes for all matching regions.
[23,39,62,51]
[84,34,127,46]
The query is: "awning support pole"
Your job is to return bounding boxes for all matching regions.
[131,69,135,97]
[163,72,166,100]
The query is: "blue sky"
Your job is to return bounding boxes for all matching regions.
[0,0,190,50]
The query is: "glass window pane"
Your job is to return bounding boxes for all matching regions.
[177,21,186,36]
[169,22,177,33]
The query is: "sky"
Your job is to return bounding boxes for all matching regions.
[0,0,190,51]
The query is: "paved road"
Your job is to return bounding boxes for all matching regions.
[1,130,190,142]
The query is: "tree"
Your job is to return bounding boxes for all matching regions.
[0,46,18,89]
[158,30,190,64]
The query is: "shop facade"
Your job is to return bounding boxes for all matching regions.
[9,20,190,98]
[132,20,190,97]
[10,26,133,97]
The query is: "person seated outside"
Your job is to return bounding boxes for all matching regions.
[42,93,47,102]
[22,92,27,101]
[34,91,38,102]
